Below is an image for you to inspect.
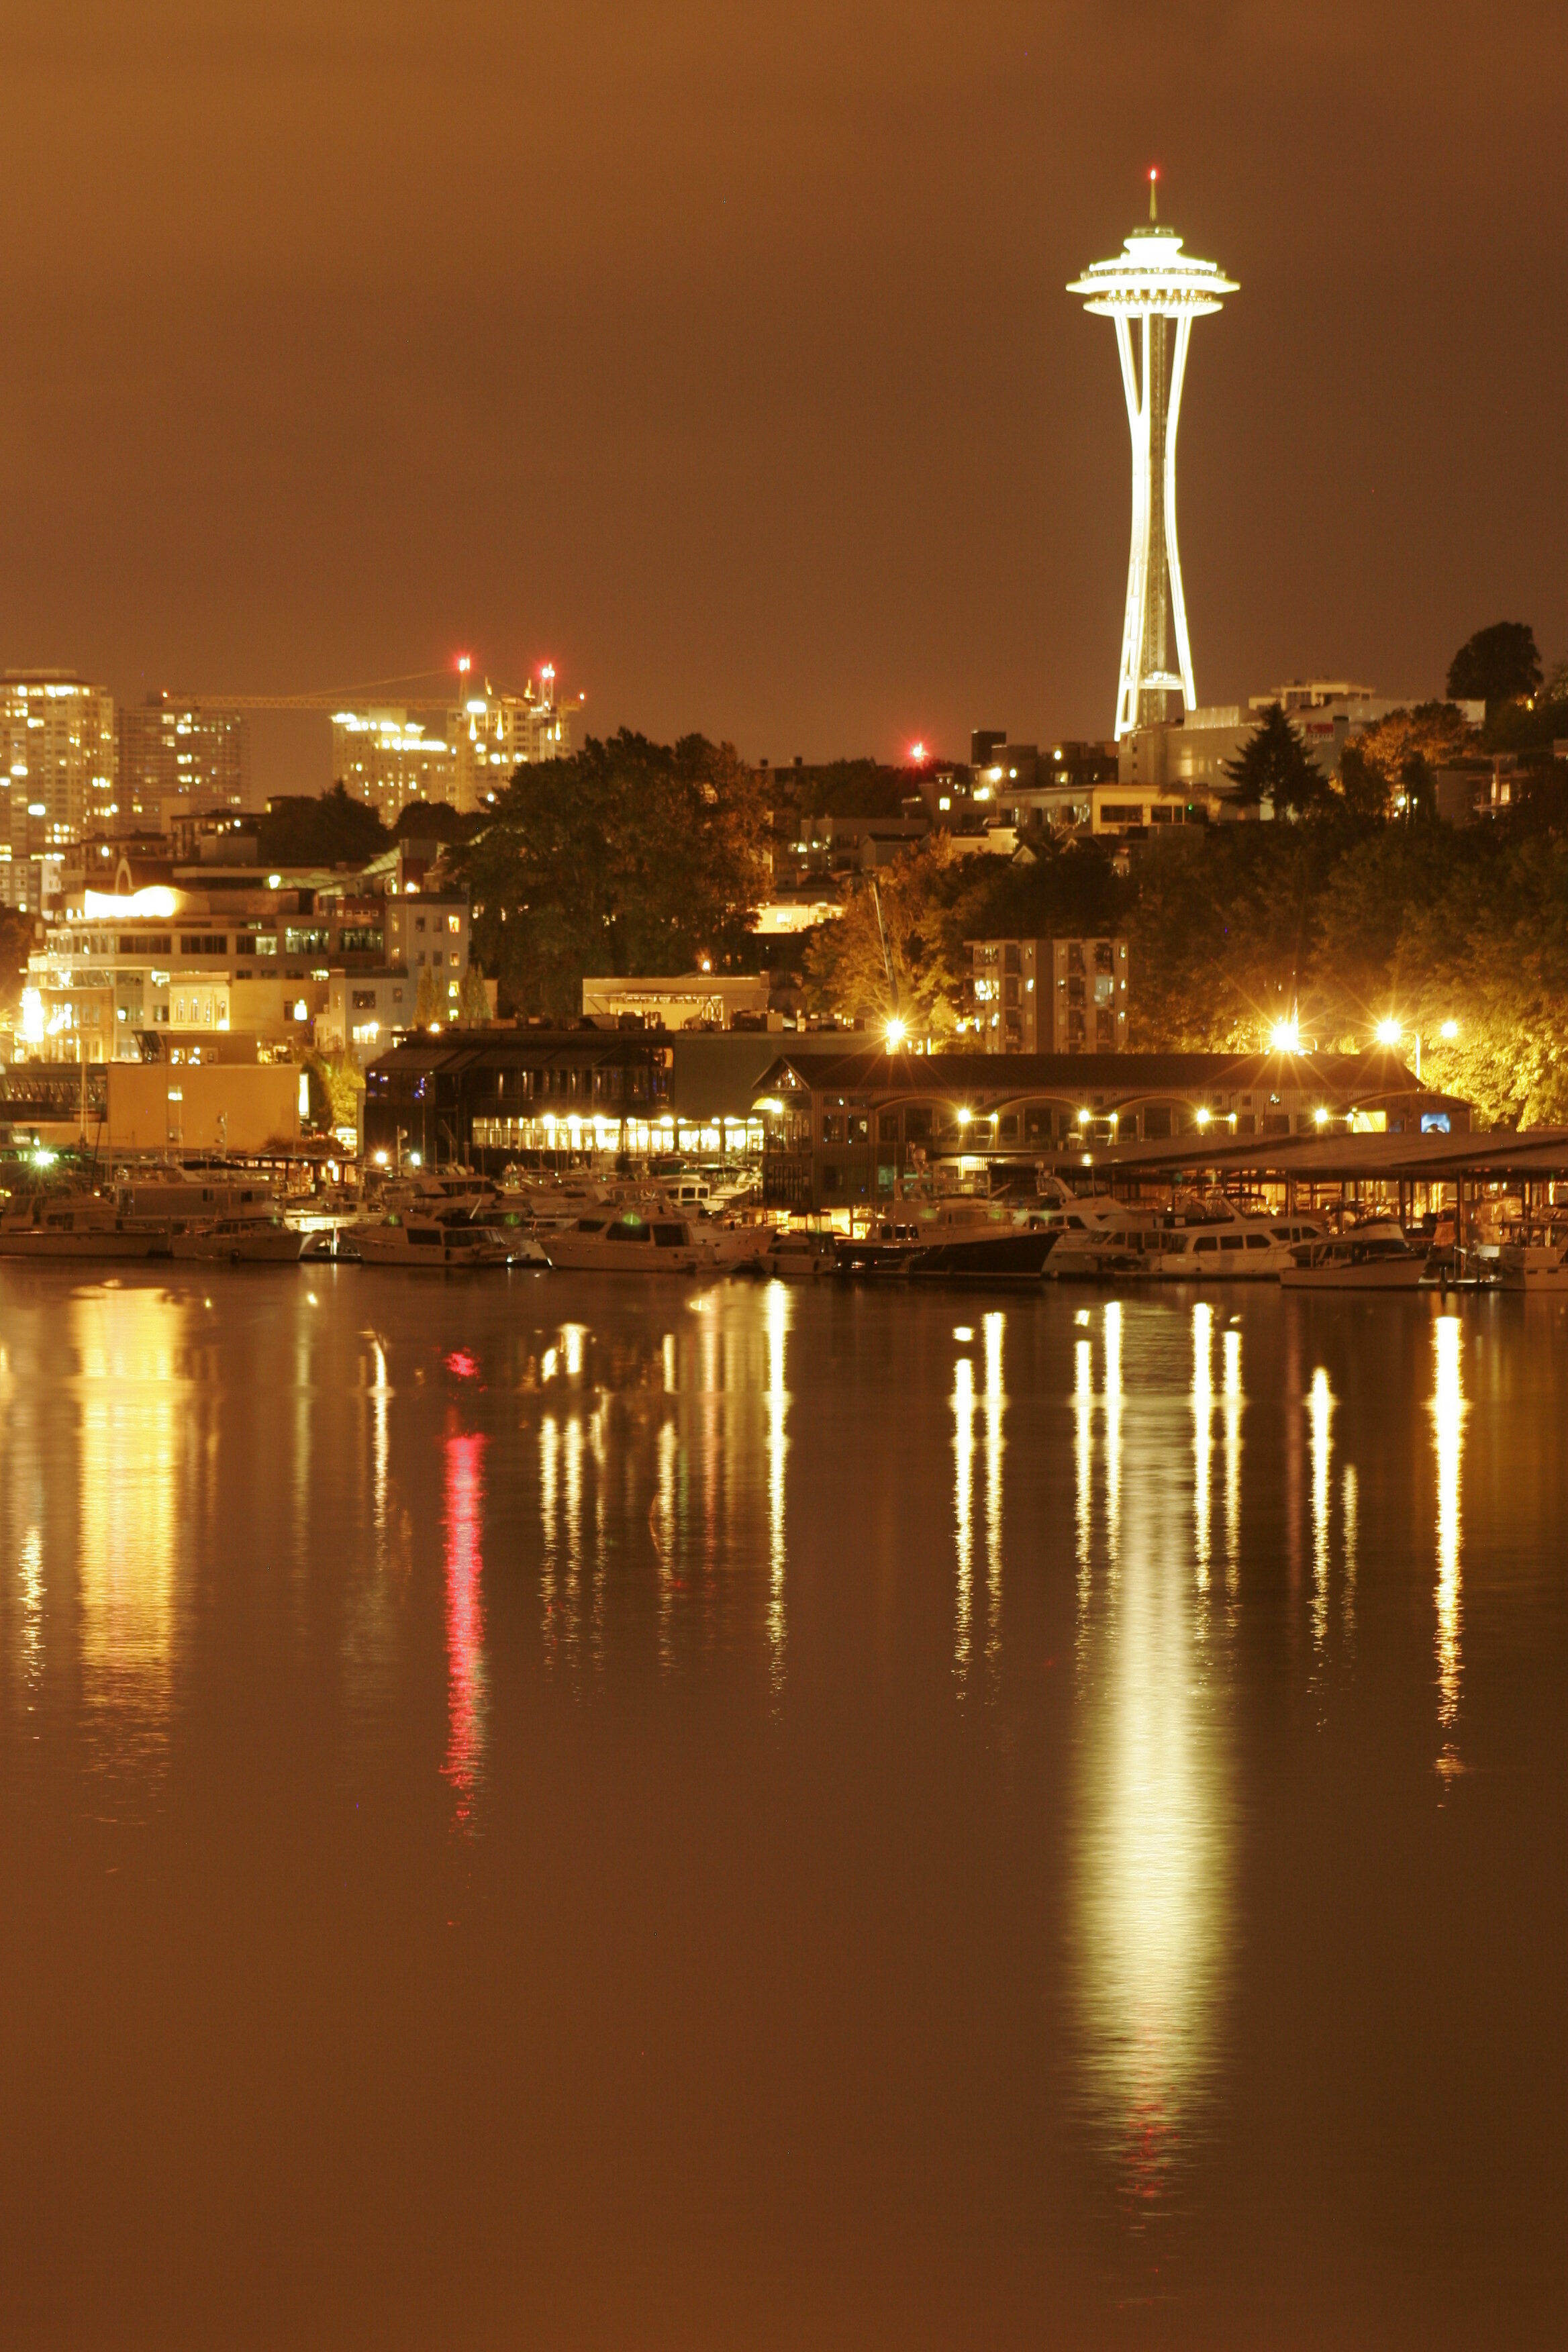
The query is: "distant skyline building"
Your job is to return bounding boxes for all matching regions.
[118,692,252,824]
[332,709,458,820]
[448,668,577,813]
[0,669,117,910]
[1069,177,1238,740]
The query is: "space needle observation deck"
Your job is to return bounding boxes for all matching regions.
[1068,177,1237,740]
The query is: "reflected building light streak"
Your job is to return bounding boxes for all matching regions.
[540,1414,559,1663]
[1074,1337,1095,1617]
[563,1416,585,1665]
[1222,1327,1242,1593]
[17,1524,42,1692]
[656,1417,677,1670]
[441,1429,488,1831]
[663,1332,677,1394]
[1071,1392,1233,2210]
[952,1354,975,1689]
[1341,1463,1359,1642]
[74,1291,187,1779]
[1432,1316,1465,1756]
[1309,1368,1333,1654]
[766,1286,789,1693]
[371,1339,389,1539]
[560,1322,585,1379]
[1103,1301,1122,1561]
[983,1312,1005,1673]
[1192,1304,1214,1595]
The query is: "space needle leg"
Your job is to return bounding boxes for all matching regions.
[1163,313,1197,712]
[1114,315,1149,739]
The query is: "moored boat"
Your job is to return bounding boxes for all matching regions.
[354,1210,513,1269]
[1279,1224,1426,1289]
[0,1193,168,1259]
[170,1216,306,1263]
[540,1209,720,1275]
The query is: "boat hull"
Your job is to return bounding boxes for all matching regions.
[908,1230,1056,1279]
[0,1232,168,1259]
[1279,1261,1426,1290]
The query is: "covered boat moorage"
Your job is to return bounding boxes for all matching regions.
[751,1046,1467,1213]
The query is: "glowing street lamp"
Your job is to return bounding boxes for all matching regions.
[885,1016,908,1050]
[1440,1019,1459,1040]
[1069,173,1238,738]
[1269,1016,1302,1054]
[1374,1017,1401,1047]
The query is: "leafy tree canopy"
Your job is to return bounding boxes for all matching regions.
[1446,620,1542,714]
[259,784,390,867]
[452,730,770,1022]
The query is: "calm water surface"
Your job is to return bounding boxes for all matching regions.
[0,1265,1563,2347]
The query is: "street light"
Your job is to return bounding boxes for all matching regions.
[1269,1016,1302,1053]
[1374,1017,1401,1047]
[885,1016,907,1050]
[1440,1019,1459,1040]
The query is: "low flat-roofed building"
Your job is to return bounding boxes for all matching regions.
[752,1046,1467,1211]
[581,973,771,1029]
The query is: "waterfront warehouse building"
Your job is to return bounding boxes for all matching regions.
[753,1047,1468,1211]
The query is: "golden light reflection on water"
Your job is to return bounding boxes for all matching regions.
[1309,1368,1334,1656]
[1103,1301,1122,1555]
[1222,1326,1242,1593]
[1073,1302,1232,2218]
[1073,1336,1093,1612]
[74,1287,189,1777]
[1192,1304,1213,1595]
[1432,1314,1465,1767]
[952,1352,975,1689]
[442,1422,487,1832]
[766,1285,789,1691]
[983,1312,1005,1676]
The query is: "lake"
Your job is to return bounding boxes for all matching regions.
[0,1265,1561,2347]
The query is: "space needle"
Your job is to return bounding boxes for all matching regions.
[1068,176,1237,740]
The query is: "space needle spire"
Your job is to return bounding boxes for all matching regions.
[1068,175,1237,739]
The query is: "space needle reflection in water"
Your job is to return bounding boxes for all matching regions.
[1067,1300,1236,2217]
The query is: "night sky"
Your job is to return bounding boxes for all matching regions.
[3,3,1564,793]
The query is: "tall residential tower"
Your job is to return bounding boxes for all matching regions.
[1068,178,1236,740]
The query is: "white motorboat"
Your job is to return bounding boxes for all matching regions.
[1496,1225,1568,1291]
[113,1171,280,1228]
[759,1228,838,1280]
[0,1193,169,1259]
[170,1216,305,1264]
[541,1210,720,1275]
[354,1210,513,1269]
[1279,1224,1427,1289]
[1044,1197,1166,1280]
[1153,1204,1328,1280]
[462,1205,550,1266]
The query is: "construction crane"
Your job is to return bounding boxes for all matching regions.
[182,667,469,712]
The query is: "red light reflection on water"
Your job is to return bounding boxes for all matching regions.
[442,1426,488,1828]
[446,1349,480,1381]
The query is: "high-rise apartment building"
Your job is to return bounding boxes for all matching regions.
[332,709,458,820]
[448,669,576,812]
[971,934,1129,1053]
[0,671,117,909]
[117,693,252,822]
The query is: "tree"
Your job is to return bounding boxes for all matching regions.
[452,730,771,1022]
[1221,703,1329,819]
[802,837,967,1040]
[0,907,34,1024]
[458,960,491,1025]
[1446,620,1541,714]
[413,964,440,1026]
[258,784,391,867]
[1346,701,1475,806]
